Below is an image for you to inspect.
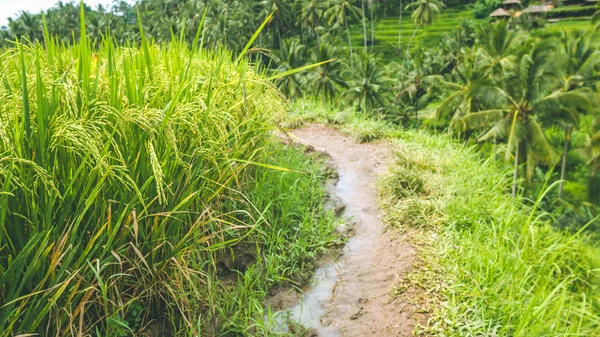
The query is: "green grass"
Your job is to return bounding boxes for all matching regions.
[0,8,339,336]
[288,102,600,335]
[203,143,340,335]
[379,131,600,336]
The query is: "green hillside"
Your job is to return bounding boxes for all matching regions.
[351,8,482,58]
[348,6,595,60]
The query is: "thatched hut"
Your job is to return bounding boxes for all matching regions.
[502,0,522,10]
[489,8,513,19]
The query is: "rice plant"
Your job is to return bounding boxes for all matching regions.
[0,7,294,336]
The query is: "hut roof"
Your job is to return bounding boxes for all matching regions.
[503,0,521,5]
[490,8,512,17]
[523,5,550,13]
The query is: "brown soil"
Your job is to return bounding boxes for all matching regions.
[286,124,423,337]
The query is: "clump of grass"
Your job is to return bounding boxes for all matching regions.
[380,131,600,335]
[0,8,337,336]
[386,167,426,199]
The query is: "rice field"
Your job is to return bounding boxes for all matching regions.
[349,7,594,60]
[350,8,484,59]
[0,10,339,336]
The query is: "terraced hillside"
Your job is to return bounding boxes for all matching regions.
[349,6,596,61]
[350,8,484,60]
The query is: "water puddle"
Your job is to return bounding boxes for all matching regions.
[269,264,341,337]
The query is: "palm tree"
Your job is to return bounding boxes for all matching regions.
[260,0,293,48]
[463,42,591,198]
[584,116,600,177]
[362,0,368,50]
[369,0,375,49]
[273,38,308,99]
[343,51,389,113]
[553,30,600,197]
[325,0,364,67]
[404,0,445,62]
[300,0,326,40]
[392,49,443,125]
[559,30,600,90]
[436,47,502,135]
[307,41,348,102]
[477,19,518,79]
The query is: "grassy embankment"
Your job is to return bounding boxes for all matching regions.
[0,11,339,337]
[287,100,600,336]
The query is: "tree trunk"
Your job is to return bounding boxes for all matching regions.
[362,0,368,50]
[398,0,403,54]
[493,136,497,163]
[370,0,374,49]
[414,97,419,125]
[559,126,573,199]
[512,142,519,199]
[346,20,354,68]
[404,26,418,63]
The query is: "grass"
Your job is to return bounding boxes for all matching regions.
[379,131,600,336]
[0,8,339,336]
[288,102,600,335]
[201,143,340,335]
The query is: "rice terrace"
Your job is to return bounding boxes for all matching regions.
[0,0,599,336]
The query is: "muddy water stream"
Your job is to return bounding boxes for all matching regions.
[267,125,418,337]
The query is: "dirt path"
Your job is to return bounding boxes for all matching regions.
[284,124,421,337]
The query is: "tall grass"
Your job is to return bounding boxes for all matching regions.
[380,131,600,336]
[0,7,329,336]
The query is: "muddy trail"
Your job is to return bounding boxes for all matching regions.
[269,124,422,337]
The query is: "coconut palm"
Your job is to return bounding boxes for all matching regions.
[404,0,445,62]
[307,41,348,102]
[300,0,326,40]
[325,0,364,67]
[584,116,600,177]
[260,0,293,47]
[559,29,600,90]
[344,51,389,113]
[465,42,592,198]
[392,49,443,124]
[273,37,308,99]
[361,0,368,49]
[369,0,376,48]
[552,30,600,197]
[477,19,518,79]
[436,47,502,135]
